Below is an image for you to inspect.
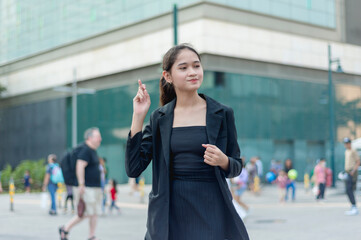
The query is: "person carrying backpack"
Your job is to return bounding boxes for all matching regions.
[59,127,102,240]
[42,154,64,215]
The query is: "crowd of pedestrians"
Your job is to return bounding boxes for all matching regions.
[37,128,127,240]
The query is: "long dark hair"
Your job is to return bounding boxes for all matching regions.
[159,44,201,106]
[284,158,293,171]
[111,179,117,193]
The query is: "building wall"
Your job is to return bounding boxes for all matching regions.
[2,16,361,100]
[344,0,361,46]
[1,0,337,65]
[0,98,67,169]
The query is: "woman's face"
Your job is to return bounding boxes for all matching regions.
[285,159,292,167]
[166,49,203,93]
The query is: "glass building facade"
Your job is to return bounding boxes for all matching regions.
[67,71,360,183]
[1,0,335,65]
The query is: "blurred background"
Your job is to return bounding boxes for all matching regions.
[0,0,360,185]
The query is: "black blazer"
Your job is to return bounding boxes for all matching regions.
[125,94,249,240]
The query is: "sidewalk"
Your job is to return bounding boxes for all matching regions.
[0,182,360,240]
[244,182,361,240]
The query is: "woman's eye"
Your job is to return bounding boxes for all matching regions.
[180,67,186,70]
[194,65,200,68]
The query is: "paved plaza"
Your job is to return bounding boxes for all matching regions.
[0,182,360,240]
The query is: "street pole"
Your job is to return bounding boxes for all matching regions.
[328,44,336,187]
[72,69,77,148]
[53,69,95,149]
[173,4,178,46]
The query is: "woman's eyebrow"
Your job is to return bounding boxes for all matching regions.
[177,60,200,66]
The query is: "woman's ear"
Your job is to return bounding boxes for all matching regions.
[162,71,172,84]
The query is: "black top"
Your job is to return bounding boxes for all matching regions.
[77,143,100,187]
[170,126,213,174]
[285,166,292,173]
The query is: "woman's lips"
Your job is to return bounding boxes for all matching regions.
[188,79,198,82]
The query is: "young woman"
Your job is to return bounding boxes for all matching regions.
[125,44,249,240]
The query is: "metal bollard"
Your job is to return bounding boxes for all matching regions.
[304,173,310,192]
[57,182,64,209]
[254,176,260,193]
[139,177,145,203]
[9,177,15,211]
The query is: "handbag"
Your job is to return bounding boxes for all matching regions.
[77,197,86,217]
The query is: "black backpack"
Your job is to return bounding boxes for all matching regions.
[60,144,82,186]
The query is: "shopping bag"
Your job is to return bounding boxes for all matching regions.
[77,198,86,217]
[312,186,319,196]
[40,192,49,209]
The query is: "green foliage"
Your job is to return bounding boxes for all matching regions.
[0,164,12,189]
[0,83,6,94]
[1,159,46,192]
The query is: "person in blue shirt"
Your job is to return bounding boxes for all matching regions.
[42,154,58,215]
[23,170,32,193]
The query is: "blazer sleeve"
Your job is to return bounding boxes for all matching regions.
[224,107,243,178]
[125,115,153,178]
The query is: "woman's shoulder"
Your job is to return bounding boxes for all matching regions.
[202,94,234,112]
[149,99,176,118]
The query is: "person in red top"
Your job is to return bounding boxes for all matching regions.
[109,179,120,214]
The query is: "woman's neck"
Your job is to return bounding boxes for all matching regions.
[175,92,203,109]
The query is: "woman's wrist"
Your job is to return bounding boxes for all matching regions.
[132,113,146,124]
[219,155,230,171]
[130,114,146,137]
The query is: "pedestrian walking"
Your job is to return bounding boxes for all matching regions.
[284,158,296,201]
[125,44,249,240]
[232,157,249,212]
[343,137,360,215]
[255,156,263,179]
[99,157,107,215]
[246,157,258,192]
[64,185,74,214]
[109,179,120,214]
[275,170,288,203]
[129,177,140,196]
[23,170,32,193]
[42,154,59,215]
[59,127,103,240]
[314,158,327,201]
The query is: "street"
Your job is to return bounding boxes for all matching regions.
[0,182,360,240]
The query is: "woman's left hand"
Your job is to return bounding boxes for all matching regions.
[202,144,229,171]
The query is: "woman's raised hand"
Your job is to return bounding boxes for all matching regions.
[133,79,151,118]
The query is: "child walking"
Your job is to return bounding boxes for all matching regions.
[109,179,120,214]
[314,158,327,201]
[232,158,249,212]
[275,170,288,203]
[64,185,74,214]
[23,170,32,193]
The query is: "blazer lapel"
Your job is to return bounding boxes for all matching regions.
[203,94,223,145]
[158,99,176,171]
